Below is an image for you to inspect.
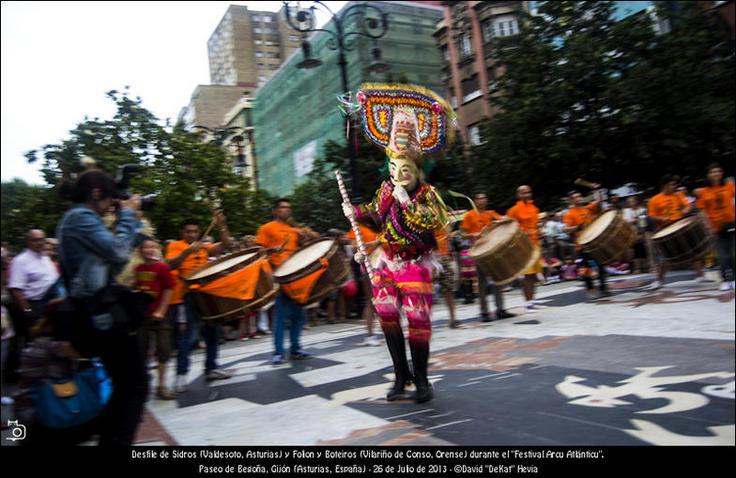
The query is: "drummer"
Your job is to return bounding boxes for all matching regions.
[507,185,545,313]
[165,214,233,394]
[460,192,516,321]
[563,190,611,299]
[696,164,735,291]
[256,198,318,366]
[647,174,706,290]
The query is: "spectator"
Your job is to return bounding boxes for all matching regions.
[56,167,147,447]
[134,238,176,400]
[7,229,61,367]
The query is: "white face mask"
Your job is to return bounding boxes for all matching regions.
[389,157,419,192]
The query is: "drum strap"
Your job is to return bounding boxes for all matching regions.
[282,258,330,304]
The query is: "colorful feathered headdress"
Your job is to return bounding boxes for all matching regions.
[339,83,457,162]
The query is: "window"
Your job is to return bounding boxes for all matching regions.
[255,51,264,57]
[461,75,481,103]
[468,124,482,145]
[257,63,265,69]
[289,34,299,42]
[262,15,273,23]
[441,45,449,61]
[482,20,493,43]
[459,34,472,57]
[254,40,263,45]
[493,15,519,38]
[253,27,262,34]
[269,64,278,70]
[252,15,261,22]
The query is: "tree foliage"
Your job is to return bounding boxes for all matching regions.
[469,1,734,212]
[4,88,272,248]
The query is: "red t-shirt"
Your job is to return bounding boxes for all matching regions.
[134,261,175,318]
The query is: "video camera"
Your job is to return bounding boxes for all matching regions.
[115,164,156,212]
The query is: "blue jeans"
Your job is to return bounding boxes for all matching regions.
[173,295,220,375]
[273,292,305,356]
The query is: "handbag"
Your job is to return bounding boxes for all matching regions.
[33,359,112,429]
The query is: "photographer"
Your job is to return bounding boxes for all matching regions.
[55,167,148,447]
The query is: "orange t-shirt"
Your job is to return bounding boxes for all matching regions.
[507,200,541,244]
[563,203,599,239]
[648,192,689,228]
[345,225,378,255]
[434,230,451,256]
[460,209,502,235]
[255,220,299,268]
[696,183,735,232]
[165,240,215,305]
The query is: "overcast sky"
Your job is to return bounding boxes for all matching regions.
[1,1,347,184]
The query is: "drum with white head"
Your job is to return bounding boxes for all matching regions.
[273,238,349,305]
[469,220,538,285]
[577,210,636,264]
[652,215,711,266]
[184,247,278,320]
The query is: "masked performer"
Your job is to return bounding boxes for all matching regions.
[341,84,455,403]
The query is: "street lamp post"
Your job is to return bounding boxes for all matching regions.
[283,1,389,202]
[193,125,248,171]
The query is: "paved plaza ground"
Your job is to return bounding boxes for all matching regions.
[130,270,734,446]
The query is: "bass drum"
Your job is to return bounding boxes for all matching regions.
[651,215,712,266]
[469,220,539,285]
[184,247,278,321]
[577,210,637,264]
[272,238,349,305]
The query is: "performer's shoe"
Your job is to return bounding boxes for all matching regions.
[386,380,414,401]
[384,327,413,401]
[409,342,433,404]
[480,313,493,323]
[290,350,312,360]
[495,310,516,319]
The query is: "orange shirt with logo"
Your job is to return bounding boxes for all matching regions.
[345,225,378,255]
[648,192,689,229]
[461,209,502,235]
[563,203,599,239]
[255,220,299,269]
[696,183,735,232]
[507,200,541,245]
[165,240,214,305]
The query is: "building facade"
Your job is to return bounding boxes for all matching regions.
[208,5,302,88]
[434,1,528,146]
[253,1,446,197]
[179,84,251,130]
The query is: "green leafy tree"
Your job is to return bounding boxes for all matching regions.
[471,1,734,211]
[0,180,63,247]
[12,88,269,246]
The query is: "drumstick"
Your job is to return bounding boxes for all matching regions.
[448,190,479,214]
[335,170,374,281]
[198,216,217,243]
[574,178,601,190]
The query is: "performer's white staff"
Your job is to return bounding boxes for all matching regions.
[335,170,374,281]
